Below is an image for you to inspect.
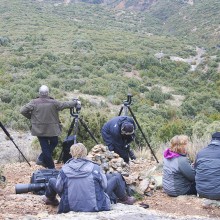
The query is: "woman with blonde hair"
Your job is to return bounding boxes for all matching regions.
[162,135,197,197]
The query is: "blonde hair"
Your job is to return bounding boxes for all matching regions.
[70,143,87,159]
[170,135,189,154]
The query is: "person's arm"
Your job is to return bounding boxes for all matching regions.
[20,101,34,119]
[100,169,108,190]
[55,171,65,194]
[55,99,80,111]
[178,156,195,181]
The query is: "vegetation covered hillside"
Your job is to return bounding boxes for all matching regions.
[0,0,219,157]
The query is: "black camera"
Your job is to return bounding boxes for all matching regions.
[15,169,59,195]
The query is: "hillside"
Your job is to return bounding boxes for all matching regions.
[0,0,219,154]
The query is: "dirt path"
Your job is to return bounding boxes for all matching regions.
[170,47,205,71]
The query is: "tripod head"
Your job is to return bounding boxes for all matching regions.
[70,107,80,117]
[123,94,133,106]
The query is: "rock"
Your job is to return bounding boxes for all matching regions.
[203,199,220,208]
[137,178,150,194]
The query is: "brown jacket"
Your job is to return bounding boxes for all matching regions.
[20,96,78,137]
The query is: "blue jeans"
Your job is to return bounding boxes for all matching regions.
[38,136,58,169]
[45,178,60,200]
[106,173,127,202]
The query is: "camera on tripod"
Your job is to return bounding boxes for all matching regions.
[73,98,81,113]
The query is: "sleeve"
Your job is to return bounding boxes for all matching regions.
[54,99,78,111]
[100,169,108,190]
[20,101,35,119]
[178,156,195,182]
[55,170,65,194]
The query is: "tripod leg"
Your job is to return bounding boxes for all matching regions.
[79,118,99,144]
[128,106,159,163]
[118,106,124,116]
[57,118,76,163]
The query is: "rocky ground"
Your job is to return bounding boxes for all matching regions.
[1,129,220,220]
[1,160,220,220]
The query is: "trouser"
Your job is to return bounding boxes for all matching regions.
[45,178,60,200]
[38,136,58,169]
[186,182,197,195]
[106,173,127,202]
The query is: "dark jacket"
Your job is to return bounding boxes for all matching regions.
[56,158,111,213]
[195,140,220,199]
[20,95,78,137]
[101,116,136,162]
[163,149,195,197]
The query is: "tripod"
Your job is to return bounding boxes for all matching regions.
[0,121,31,166]
[58,107,98,163]
[118,94,159,163]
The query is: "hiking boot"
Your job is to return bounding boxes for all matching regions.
[42,195,59,206]
[119,196,136,205]
[36,158,47,168]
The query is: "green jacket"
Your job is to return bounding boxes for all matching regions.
[20,95,77,137]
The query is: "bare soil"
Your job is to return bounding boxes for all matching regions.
[1,161,220,220]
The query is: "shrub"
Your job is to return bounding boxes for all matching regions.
[0,36,10,46]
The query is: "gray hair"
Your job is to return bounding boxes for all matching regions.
[39,85,49,96]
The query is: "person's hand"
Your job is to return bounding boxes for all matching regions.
[76,100,81,111]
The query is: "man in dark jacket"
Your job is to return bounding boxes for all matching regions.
[101,116,136,163]
[42,143,136,213]
[20,85,81,169]
[195,132,220,199]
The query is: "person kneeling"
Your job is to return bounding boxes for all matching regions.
[43,143,136,213]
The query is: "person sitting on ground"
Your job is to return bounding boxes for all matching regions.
[194,132,220,200]
[20,85,81,169]
[101,116,136,163]
[162,135,197,197]
[42,143,136,213]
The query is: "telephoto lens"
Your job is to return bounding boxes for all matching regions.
[15,183,46,194]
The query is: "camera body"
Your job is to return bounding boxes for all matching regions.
[15,169,59,195]
[73,98,81,112]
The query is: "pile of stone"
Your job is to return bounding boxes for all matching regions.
[87,144,130,176]
[87,144,161,196]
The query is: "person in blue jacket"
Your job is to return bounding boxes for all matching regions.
[42,143,136,213]
[195,132,220,199]
[101,116,136,163]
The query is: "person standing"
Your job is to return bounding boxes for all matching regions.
[42,143,136,213]
[162,135,197,197]
[101,116,136,163]
[195,132,220,199]
[20,85,81,169]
